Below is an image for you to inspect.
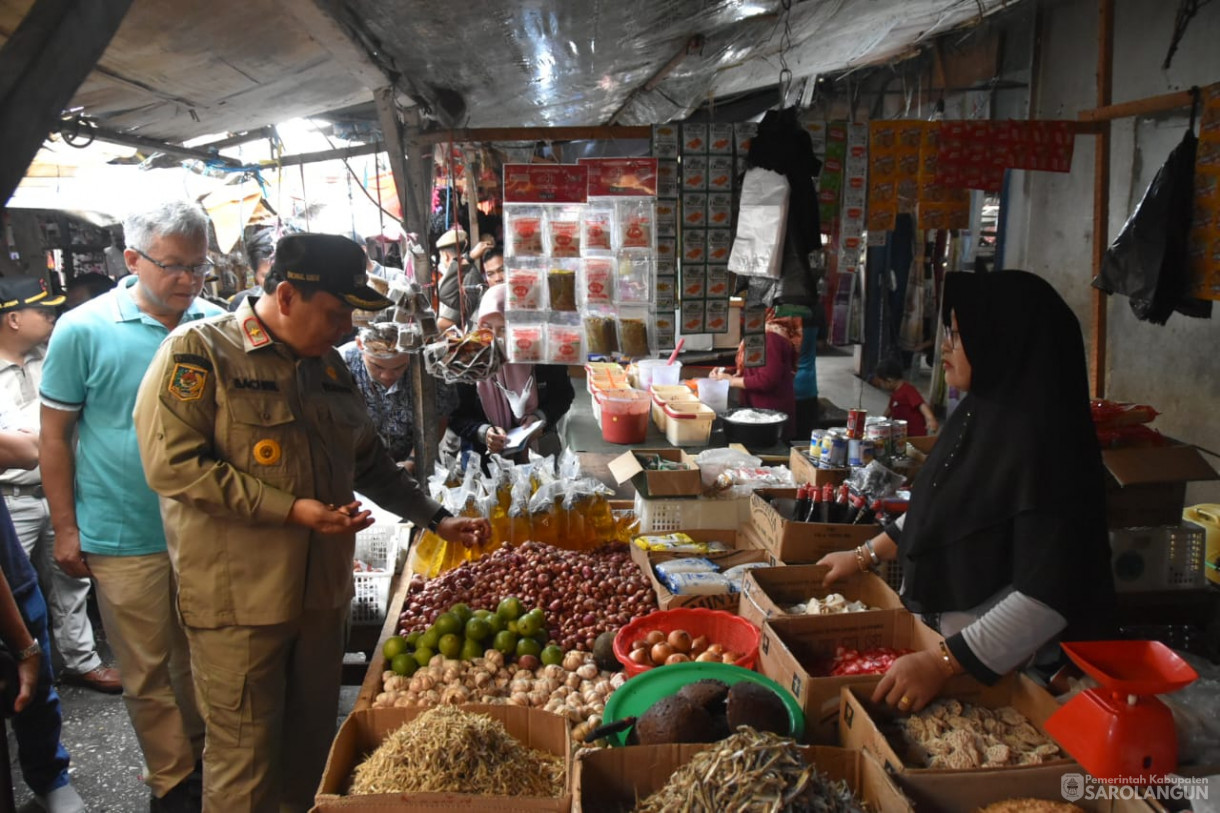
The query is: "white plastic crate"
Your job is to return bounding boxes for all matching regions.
[634,493,749,533]
[351,525,403,626]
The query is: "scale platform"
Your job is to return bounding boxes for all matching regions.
[1045,640,1197,781]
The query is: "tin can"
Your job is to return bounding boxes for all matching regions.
[890,419,909,457]
[848,439,864,467]
[864,420,892,459]
[828,435,848,467]
[846,409,868,440]
[859,439,876,465]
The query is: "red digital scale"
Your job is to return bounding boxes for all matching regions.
[1045,640,1198,781]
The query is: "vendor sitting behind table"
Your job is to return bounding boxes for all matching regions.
[449,284,574,461]
[339,326,458,473]
[818,270,1113,715]
[710,308,799,441]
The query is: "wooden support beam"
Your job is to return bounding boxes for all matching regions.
[1090,0,1114,400]
[375,93,440,478]
[415,126,651,146]
[0,0,134,205]
[258,141,382,169]
[90,124,245,166]
[1079,88,1196,122]
[194,127,277,153]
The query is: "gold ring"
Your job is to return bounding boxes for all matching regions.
[898,695,912,709]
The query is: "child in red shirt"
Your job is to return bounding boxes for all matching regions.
[875,359,939,436]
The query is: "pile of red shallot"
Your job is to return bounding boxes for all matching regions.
[399,541,657,652]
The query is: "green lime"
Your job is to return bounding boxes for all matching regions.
[525,607,546,625]
[391,653,418,676]
[473,609,493,620]
[413,646,435,668]
[485,613,505,635]
[382,635,408,660]
[541,645,564,667]
[419,628,440,651]
[404,631,423,649]
[493,630,518,656]
[461,637,484,660]
[434,612,462,637]
[507,620,520,634]
[465,617,491,642]
[438,633,462,659]
[450,603,473,625]
[516,613,542,638]
[515,637,542,659]
[497,596,524,620]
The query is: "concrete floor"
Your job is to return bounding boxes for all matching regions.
[5,345,902,811]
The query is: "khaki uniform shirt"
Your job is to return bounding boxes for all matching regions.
[133,299,441,629]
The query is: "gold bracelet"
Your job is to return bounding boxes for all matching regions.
[854,546,871,572]
[937,640,958,677]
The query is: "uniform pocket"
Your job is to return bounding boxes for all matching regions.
[199,663,248,748]
[226,397,297,470]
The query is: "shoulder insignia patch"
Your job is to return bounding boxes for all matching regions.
[325,366,339,380]
[242,317,271,348]
[168,363,208,402]
[172,353,213,370]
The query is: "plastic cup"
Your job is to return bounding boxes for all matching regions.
[650,361,682,387]
[694,377,730,413]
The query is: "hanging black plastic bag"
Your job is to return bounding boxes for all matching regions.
[1094,127,1212,323]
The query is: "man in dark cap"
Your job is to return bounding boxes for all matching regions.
[132,233,489,812]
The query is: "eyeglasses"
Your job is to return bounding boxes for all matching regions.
[132,247,213,277]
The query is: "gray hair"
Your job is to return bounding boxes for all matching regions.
[123,200,210,251]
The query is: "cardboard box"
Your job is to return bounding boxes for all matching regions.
[893,767,1161,813]
[630,530,774,611]
[838,672,1069,775]
[749,488,878,563]
[608,449,702,498]
[738,565,904,629]
[573,744,911,812]
[316,705,571,810]
[757,610,938,743]
[788,446,850,487]
[1103,444,1218,527]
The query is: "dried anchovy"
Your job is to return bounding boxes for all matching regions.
[633,728,870,813]
[350,705,565,797]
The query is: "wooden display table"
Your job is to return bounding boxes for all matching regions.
[348,572,410,711]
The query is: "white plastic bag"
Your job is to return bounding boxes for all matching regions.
[728,168,789,279]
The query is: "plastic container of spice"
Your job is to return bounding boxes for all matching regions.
[596,388,650,444]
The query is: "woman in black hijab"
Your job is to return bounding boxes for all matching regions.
[820,270,1113,712]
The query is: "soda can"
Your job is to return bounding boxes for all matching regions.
[890,419,909,457]
[859,439,876,465]
[865,420,891,458]
[846,408,868,440]
[829,435,848,467]
[848,439,864,467]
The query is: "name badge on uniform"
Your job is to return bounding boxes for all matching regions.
[168,363,208,401]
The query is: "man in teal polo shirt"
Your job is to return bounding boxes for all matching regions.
[40,200,223,813]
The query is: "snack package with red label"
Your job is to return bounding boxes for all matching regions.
[504,318,545,363]
[506,262,546,310]
[582,205,615,252]
[1090,399,1160,428]
[617,199,655,250]
[579,257,614,308]
[545,315,584,364]
[826,646,913,676]
[548,207,582,258]
[504,206,545,256]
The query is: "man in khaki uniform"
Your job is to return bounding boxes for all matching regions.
[133,233,489,812]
